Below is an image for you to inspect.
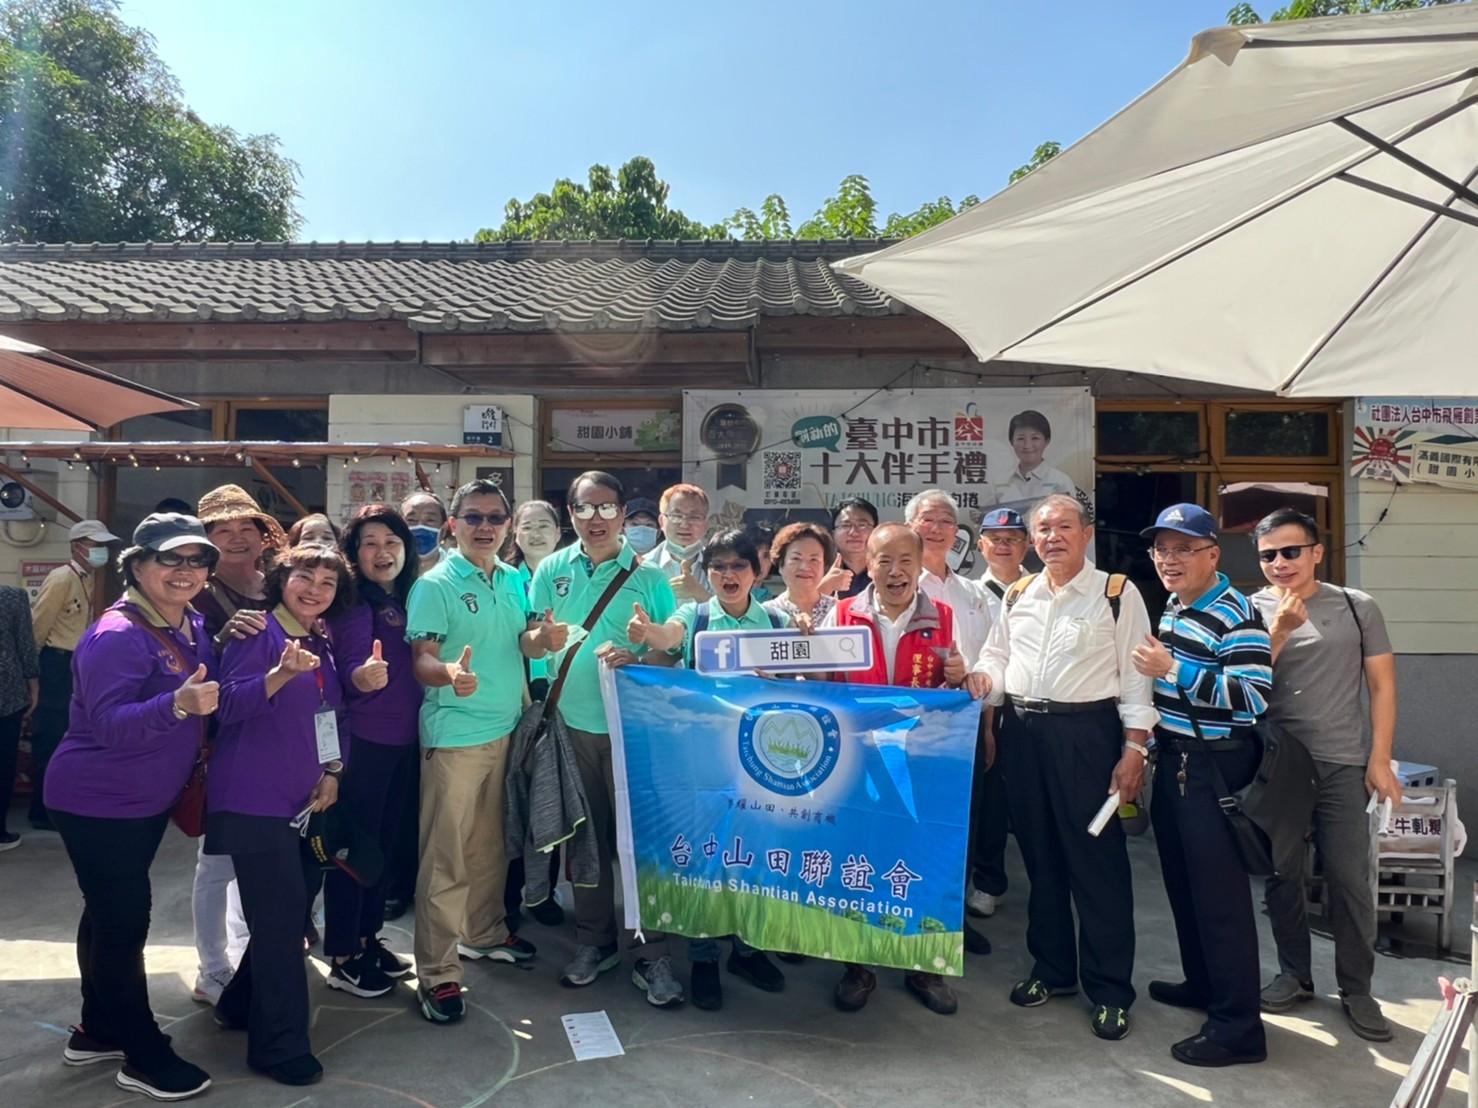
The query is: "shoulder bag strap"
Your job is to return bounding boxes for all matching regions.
[1174,686,1241,813]
[544,563,636,712]
[1339,587,1367,692]
[117,606,207,755]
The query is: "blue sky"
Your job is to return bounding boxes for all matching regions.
[117,0,1242,242]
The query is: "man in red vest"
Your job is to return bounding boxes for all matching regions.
[818,523,985,1015]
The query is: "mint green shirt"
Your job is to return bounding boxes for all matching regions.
[405,550,531,748]
[673,597,788,667]
[530,540,676,734]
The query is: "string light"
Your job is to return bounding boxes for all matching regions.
[291,458,301,468]
[20,452,28,463]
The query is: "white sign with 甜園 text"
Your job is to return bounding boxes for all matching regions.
[693,627,873,676]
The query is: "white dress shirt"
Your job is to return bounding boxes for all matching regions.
[996,462,1079,504]
[975,561,1158,731]
[919,567,992,668]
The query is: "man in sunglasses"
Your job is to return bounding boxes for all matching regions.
[528,472,683,1006]
[1249,507,1399,1044]
[1131,503,1271,1068]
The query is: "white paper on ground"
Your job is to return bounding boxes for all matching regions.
[562,1011,625,1061]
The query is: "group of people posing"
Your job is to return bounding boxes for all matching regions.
[7,471,1400,1101]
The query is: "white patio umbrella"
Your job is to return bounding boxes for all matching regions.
[834,5,1478,397]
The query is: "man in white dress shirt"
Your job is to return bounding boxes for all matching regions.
[972,494,1156,1042]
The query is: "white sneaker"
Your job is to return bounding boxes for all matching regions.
[192,968,233,1005]
[966,889,999,918]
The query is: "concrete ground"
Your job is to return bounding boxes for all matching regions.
[0,803,1470,1108]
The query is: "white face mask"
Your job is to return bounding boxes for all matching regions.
[85,546,110,569]
[625,525,659,555]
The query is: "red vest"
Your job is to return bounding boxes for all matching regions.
[834,589,954,689]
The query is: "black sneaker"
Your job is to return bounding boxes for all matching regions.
[1009,978,1078,1008]
[0,830,20,853]
[116,1056,212,1101]
[963,926,992,955]
[252,1052,323,1086]
[382,895,410,921]
[691,960,723,1011]
[370,936,412,978]
[726,949,785,992]
[1091,1004,1130,1041]
[63,1025,125,1066]
[418,981,465,1023]
[528,898,565,926]
[327,952,394,998]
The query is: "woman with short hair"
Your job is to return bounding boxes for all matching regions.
[46,513,221,1101]
[765,522,838,626]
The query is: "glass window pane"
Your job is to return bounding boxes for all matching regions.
[1097,410,1201,457]
[1224,409,1330,458]
[118,409,214,441]
[234,407,327,442]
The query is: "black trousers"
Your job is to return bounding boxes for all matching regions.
[997,702,1136,1009]
[0,708,23,832]
[30,647,72,822]
[967,710,1009,898]
[1151,734,1266,1054]
[217,841,321,1068]
[383,753,420,905]
[52,808,174,1069]
[323,739,417,957]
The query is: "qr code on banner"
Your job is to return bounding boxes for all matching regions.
[764,451,801,504]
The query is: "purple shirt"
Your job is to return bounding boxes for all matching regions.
[329,595,420,746]
[210,608,345,819]
[45,597,213,820]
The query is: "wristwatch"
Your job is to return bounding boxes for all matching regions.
[1123,740,1150,761]
[322,761,344,780]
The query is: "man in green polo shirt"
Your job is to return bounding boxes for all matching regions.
[407,479,561,1025]
[527,471,681,1006]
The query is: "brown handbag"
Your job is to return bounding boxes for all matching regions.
[118,606,210,836]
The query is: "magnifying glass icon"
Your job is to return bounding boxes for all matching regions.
[837,637,858,659]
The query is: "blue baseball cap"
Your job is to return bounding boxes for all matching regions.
[979,507,1026,532]
[1141,503,1218,540]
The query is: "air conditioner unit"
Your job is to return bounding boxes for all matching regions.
[0,480,36,521]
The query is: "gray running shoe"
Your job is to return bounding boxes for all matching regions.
[560,943,620,987]
[1260,973,1314,1013]
[1341,993,1393,1042]
[633,956,685,1007]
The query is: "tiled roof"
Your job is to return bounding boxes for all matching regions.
[0,239,904,332]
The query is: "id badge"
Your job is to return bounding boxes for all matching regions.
[314,706,341,764]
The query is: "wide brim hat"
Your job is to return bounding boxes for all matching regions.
[196,484,287,547]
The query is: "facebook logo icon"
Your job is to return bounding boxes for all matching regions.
[697,634,741,672]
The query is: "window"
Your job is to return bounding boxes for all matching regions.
[1097,407,1203,460]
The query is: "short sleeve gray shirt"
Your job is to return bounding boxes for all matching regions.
[1250,583,1393,766]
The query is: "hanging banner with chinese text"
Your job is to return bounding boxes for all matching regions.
[603,665,979,975]
[1351,397,1478,492]
[682,388,1093,531]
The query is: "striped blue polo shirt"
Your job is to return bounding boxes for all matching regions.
[1153,573,1272,741]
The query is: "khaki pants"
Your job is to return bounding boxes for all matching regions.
[567,726,666,959]
[414,738,511,987]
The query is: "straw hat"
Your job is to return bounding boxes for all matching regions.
[196,484,287,547]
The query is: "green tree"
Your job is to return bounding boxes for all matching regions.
[727,174,978,240]
[1228,0,1464,24]
[476,156,724,241]
[1009,141,1061,185]
[0,0,300,242]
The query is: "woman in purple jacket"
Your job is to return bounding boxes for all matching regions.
[208,543,353,1087]
[321,504,420,997]
[46,513,220,1102]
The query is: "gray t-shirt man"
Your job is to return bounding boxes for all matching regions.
[1250,583,1392,767]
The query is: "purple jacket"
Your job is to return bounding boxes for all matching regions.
[328,593,419,746]
[210,607,346,819]
[45,595,213,820]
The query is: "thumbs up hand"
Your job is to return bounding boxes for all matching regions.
[674,557,707,602]
[1131,632,1173,678]
[943,639,967,687]
[355,638,389,692]
[818,554,853,597]
[532,608,570,653]
[173,663,219,717]
[449,645,477,697]
[627,602,654,646]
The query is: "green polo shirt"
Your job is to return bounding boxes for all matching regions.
[530,540,676,734]
[406,550,531,748]
[674,597,788,667]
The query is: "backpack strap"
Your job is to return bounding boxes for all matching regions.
[694,605,710,638]
[1104,573,1127,623]
[1004,573,1038,611]
[983,578,1006,601]
[766,607,787,630]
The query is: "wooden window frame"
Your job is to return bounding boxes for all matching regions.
[1096,400,1208,465]
[1209,400,1341,466]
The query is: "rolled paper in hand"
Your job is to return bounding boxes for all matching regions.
[1088,791,1122,838]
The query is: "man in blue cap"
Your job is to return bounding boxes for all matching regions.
[1130,503,1272,1068]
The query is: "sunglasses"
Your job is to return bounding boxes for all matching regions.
[457,512,508,528]
[571,502,621,521]
[153,550,216,569]
[1258,543,1318,564]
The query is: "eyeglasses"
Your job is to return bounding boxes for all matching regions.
[571,502,621,521]
[983,534,1027,548]
[516,521,557,534]
[834,521,874,533]
[153,550,216,569]
[1258,543,1318,564]
[1148,544,1217,561]
[663,511,706,526]
[915,516,957,531]
[707,560,750,575]
[457,512,508,528]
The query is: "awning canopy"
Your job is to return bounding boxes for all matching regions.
[835,6,1478,397]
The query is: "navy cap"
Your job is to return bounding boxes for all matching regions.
[133,512,218,554]
[1140,503,1218,541]
[979,507,1026,532]
[626,497,660,520]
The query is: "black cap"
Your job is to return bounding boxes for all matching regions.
[626,497,660,519]
[133,513,218,554]
[301,806,384,888]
